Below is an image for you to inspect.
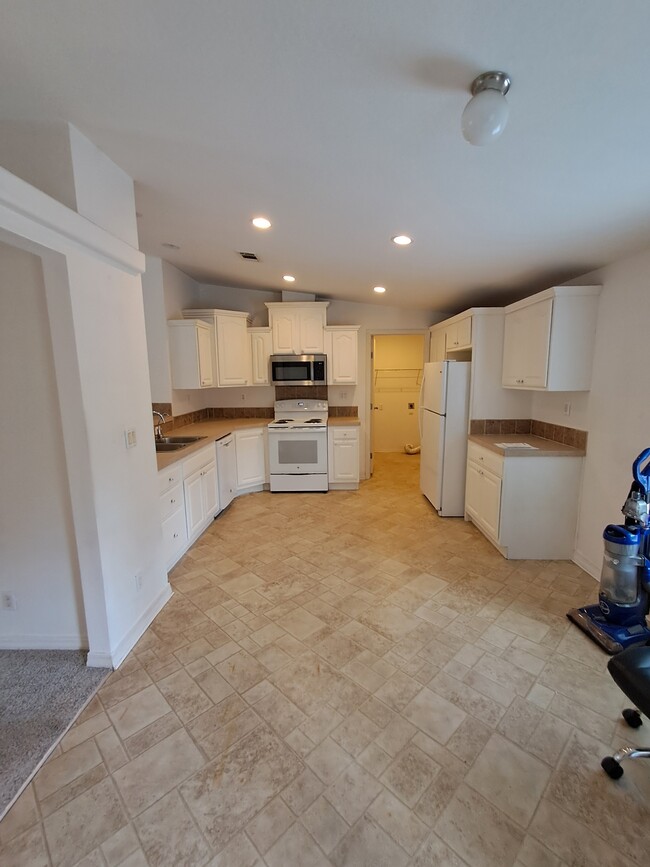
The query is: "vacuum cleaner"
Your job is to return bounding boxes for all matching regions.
[567,448,650,654]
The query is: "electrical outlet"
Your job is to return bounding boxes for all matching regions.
[1,592,16,610]
[563,402,571,416]
[134,573,143,592]
[241,393,246,401]
[340,391,348,399]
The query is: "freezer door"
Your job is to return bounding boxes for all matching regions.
[421,362,447,414]
[420,408,445,510]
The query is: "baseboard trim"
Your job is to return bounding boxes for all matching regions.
[108,583,173,669]
[86,651,114,668]
[572,550,600,580]
[0,634,88,650]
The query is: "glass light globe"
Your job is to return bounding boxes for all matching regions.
[461,88,509,146]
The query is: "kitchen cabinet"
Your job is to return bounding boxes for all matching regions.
[328,426,360,489]
[265,302,329,354]
[183,308,252,387]
[158,465,187,568]
[182,445,219,543]
[249,327,272,385]
[445,315,472,352]
[324,326,360,384]
[502,286,601,391]
[216,434,237,510]
[429,327,446,362]
[168,319,214,389]
[235,427,268,492]
[465,440,583,559]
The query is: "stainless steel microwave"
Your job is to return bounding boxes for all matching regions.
[270,354,327,386]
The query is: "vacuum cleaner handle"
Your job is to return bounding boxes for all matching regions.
[632,449,650,496]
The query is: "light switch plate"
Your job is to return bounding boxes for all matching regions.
[125,428,137,448]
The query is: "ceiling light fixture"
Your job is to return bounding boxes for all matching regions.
[373,286,386,294]
[252,216,271,229]
[283,275,296,282]
[461,71,511,146]
[391,235,412,246]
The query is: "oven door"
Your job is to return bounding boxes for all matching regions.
[268,429,327,474]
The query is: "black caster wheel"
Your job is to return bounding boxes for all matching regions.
[601,756,624,779]
[622,708,643,728]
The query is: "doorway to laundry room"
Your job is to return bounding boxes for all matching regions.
[370,333,425,471]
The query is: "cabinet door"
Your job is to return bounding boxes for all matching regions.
[235,429,266,488]
[216,315,251,386]
[184,469,205,538]
[250,330,272,384]
[429,329,446,362]
[465,461,482,520]
[330,330,358,384]
[329,432,359,482]
[299,309,325,353]
[162,509,187,567]
[272,311,299,354]
[480,467,502,539]
[503,299,552,387]
[197,325,215,386]
[202,460,219,518]
[456,316,472,349]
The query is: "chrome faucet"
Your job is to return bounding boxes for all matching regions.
[152,410,170,441]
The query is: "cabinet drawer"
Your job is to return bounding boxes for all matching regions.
[159,483,183,522]
[158,465,182,495]
[467,442,503,478]
[162,508,187,567]
[182,443,216,478]
[330,427,359,441]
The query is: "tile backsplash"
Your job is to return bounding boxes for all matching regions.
[470,418,588,450]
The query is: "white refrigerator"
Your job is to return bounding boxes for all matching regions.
[419,361,471,516]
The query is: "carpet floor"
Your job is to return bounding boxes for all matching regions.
[0,649,109,818]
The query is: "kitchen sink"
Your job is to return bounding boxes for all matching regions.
[155,435,207,452]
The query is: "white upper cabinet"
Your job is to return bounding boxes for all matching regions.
[183,309,252,387]
[502,286,601,391]
[324,326,360,384]
[265,302,329,354]
[168,319,215,389]
[429,327,447,362]
[249,327,272,385]
[445,315,472,352]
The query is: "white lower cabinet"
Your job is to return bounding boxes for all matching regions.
[328,426,360,489]
[183,447,219,543]
[158,466,187,568]
[216,434,237,510]
[465,441,583,559]
[235,427,268,492]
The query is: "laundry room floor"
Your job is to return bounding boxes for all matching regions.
[2,453,648,867]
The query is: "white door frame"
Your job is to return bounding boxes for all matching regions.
[365,328,429,476]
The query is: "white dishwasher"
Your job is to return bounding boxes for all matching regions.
[216,434,237,511]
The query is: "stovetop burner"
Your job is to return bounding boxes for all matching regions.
[306,418,324,424]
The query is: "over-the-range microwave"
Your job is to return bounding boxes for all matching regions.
[270,354,327,386]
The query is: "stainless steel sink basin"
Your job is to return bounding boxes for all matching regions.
[155,435,207,452]
[157,436,207,444]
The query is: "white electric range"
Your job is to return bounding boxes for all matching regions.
[267,399,328,492]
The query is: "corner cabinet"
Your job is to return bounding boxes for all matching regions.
[328,426,360,490]
[324,326,360,385]
[502,286,601,391]
[465,441,583,559]
[265,302,329,355]
[183,308,252,387]
[168,319,215,389]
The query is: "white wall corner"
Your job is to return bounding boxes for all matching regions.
[109,583,173,669]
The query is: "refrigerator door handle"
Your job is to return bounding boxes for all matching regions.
[418,370,425,440]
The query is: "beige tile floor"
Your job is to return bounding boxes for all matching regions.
[2,453,649,867]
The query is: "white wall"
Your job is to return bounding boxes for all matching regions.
[68,125,139,247]
[372,334,424,452]
[0,243,85,647]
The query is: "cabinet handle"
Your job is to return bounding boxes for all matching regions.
[173,532,179,538]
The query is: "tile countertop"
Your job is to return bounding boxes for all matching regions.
[155,416,361,470]
[468,433,586,458]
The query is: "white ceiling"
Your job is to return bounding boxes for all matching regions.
[2,0,650,312]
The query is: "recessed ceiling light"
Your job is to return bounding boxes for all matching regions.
[252,216,272,229]
[162,242,180,249]
[391,235,412,246]
[283,275,296,283]
[373,286,386,294]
